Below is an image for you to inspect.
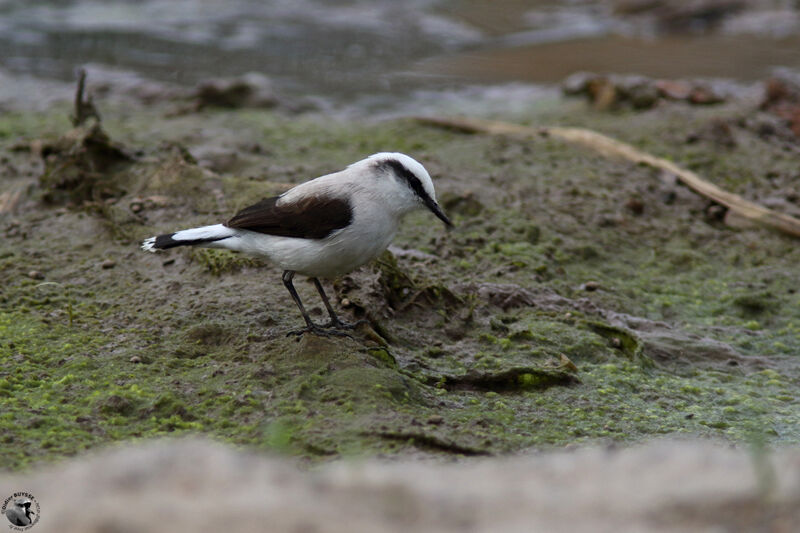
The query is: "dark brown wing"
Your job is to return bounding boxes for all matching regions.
[224,195,352,239]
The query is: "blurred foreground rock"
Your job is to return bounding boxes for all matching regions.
[2,439,798,533]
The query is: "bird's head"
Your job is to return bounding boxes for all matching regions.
[363,152,453,227]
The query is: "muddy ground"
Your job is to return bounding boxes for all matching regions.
[1,75,799,472]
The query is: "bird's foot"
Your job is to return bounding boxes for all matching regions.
[286,322,354,339]
[322,318,369,330]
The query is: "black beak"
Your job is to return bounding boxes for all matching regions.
[425,197,454,228]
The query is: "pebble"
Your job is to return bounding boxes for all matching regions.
[705,204,727,221]
[625,197,645,215]
[583,281,600,291]
[655,79,692,100]
[561,71,594,95]
[27,270,44,280]
[427,415,444,425]
[101,259,116,269]
[689,86,724,106]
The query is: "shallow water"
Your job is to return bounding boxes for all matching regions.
[0,0,476,98]
[422,33,800,83]
[1,0,800,105]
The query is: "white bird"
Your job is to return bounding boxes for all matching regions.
[142,152,452,336]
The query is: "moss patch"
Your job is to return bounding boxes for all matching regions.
[1,94,800,470]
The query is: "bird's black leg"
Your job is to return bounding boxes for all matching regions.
[283,270,314,328]
[312,278,366,330]
[283,271,350,338]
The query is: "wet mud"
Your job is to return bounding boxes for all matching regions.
[1,74,799,469]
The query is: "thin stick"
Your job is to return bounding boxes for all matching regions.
[415,116,800,239]
[72,68,101,127]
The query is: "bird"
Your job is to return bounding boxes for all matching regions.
[141,152,452,336]
[5,498,34,527]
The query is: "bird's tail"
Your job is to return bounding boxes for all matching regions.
[141,224,235,252]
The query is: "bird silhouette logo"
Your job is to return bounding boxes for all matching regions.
[2,493,40,530]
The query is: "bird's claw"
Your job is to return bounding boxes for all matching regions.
[286,323,354,339]
[322,318,369,330]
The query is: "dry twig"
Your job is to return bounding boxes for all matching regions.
[415,116,800,239]
[71,68,101,127]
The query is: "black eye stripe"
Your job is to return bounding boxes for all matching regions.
[377,159,431,203]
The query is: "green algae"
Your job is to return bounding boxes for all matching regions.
[2,95,800,471]
[189,249,262,277]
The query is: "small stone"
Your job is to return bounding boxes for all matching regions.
[689,86,724,106]
[655,79,692,100]
[427,415,444,425]
[583,281,600,291]
[626,82,659,109]
[562,71,596,96]
[101,259,116,269]
[130,355,142,364]
[624,197,645,215]
[705,204,727,221]
[27,270,44,280]
[588,77,618,110]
